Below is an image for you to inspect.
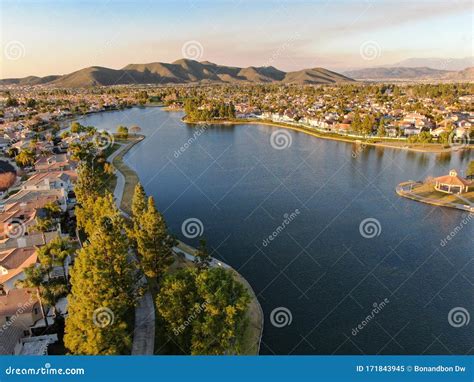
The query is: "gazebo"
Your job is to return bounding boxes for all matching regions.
[434,169,472,194]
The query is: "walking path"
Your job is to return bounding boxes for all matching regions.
[108,143,127,207]
[107,139,155,355]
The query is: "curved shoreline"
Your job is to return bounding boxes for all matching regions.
[182,117,473,154]
[109,136,264,355]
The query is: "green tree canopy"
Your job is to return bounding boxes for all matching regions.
[156,267,250,355]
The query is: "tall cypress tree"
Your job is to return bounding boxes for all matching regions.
[136,196,174,279]
[131,183,147,226]
[65,208,138,355]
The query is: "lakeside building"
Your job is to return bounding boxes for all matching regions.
[434,169,473,194]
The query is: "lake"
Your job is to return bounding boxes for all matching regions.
[77,106,473,355]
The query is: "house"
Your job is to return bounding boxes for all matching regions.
[402,125,422,136]
[0,288,44,355]
[0,189,69,214]
[454,127,471,139]
[0,247,38,291]
[430,127,448,138]
[16,334,59,355]
[34,154,76,173]
[0,194,64,240]
[21,171,76,192]
[334,123,351,134]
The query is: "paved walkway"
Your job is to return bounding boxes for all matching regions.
[108,143,127,206]
[107,141,155,355]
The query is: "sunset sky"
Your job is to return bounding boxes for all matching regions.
[1,0,472,78]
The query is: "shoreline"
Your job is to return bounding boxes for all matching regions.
[108,134,264,355]
[182,117,473,154]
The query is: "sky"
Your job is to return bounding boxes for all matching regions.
[0,0,472,78]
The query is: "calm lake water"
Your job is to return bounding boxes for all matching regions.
[78,107,473,355]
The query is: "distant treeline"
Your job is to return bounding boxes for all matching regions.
[184,98,236,121]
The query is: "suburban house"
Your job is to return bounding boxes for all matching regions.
[21,171,76,192]
[0,288,58,355]
[0,247,38,291]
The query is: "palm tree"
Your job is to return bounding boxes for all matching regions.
[50,237,75,283]
[16,265,49,328]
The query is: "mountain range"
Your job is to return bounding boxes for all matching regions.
[343,66,474,81]
[0,59,354,87]
[391,56,473,71]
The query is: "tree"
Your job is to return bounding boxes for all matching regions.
[467,161,474,179]
[193,239,211,270]
[26,98,37,108]
[116,126,128,139]
[361,115,374,136]
[38,237,75,281]
[33,202,62,233]
[351,110,361,133]
[76,193,116,238]
[6,147,18,158]
[438,131,451,145]
[156,267,250,355]
[16,265,49,328]
[15,149,35,167]
[65,212,139,355]
[70,122,85,134]
[377,119,386,137]
[155,268,199,352]
[6,97,18,107]
[191,267,250,355]
[131,183,147,229]
[135,197,174,279]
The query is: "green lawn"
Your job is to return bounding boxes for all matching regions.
[410,183,474,204]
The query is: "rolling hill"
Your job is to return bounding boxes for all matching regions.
[343,66,474,81]
[0,59,353,87]
[392,57,473,71]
